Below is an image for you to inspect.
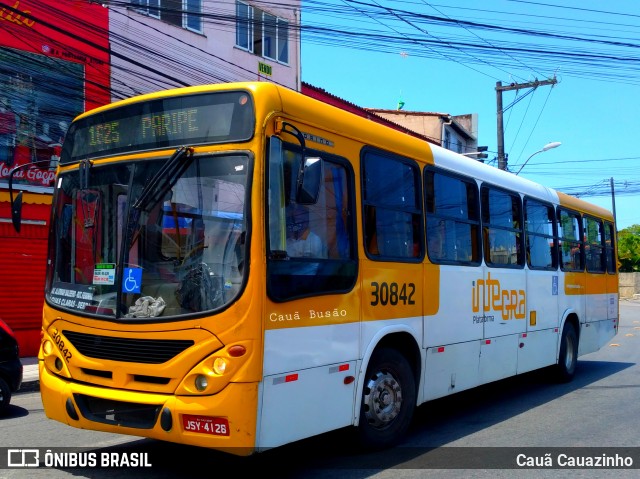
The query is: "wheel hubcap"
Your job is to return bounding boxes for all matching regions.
[363,370,402,429]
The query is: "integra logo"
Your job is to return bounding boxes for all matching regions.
[472,273,526,320]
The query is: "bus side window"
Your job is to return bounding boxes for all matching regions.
[604,221,616,273]
[364,205,379,255]
[425,168,481,265]
[524,198,556,270]
[267,146,356,302]
[558,208,584,271]
[482,186,523,267]
[362,149,422,261]
[584,215,605,273]
[427,218,445,259]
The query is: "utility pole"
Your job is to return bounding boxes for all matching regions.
[496,77,558,171]
[610,177,617,229]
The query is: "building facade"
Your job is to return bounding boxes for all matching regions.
[301,83,479,156]
[366,109,479,155]
[110,1,300,101]
[301,83,439,145]
[0,0,301,356]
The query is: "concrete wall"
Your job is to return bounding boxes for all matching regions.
[369,111,444,141]
[619,272,640,298]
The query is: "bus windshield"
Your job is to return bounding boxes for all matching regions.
[46,153,250,320]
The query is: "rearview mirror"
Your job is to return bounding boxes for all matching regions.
[11,190,23,233]
[296,156,322,205]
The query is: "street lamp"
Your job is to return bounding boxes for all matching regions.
[515,141,562,175]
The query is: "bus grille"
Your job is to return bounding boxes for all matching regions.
[62,330,194,364]
[74,394,161,429]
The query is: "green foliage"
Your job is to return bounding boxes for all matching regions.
[618,224,640,272]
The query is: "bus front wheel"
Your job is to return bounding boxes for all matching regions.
[357,347,416,450]
[555,322,578,382]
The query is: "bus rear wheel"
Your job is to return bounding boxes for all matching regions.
[555,322,578,382]
[358,348,416,450]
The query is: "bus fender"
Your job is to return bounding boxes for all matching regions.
[353,324,422,426]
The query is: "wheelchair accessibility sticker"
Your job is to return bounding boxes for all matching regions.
[123,267,142,294]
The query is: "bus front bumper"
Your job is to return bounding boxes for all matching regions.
[39,361,259,456]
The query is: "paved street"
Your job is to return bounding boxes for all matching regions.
[3,299,640,478]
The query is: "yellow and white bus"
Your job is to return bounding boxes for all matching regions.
[18,82,618,455]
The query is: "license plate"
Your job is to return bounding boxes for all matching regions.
[182,414,230,436]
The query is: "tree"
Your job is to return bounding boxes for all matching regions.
[618,224,640,272]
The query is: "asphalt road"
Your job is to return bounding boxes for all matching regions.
[2,299,639,479]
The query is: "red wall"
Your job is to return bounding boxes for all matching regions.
[0,200,50,356]
[0,0,111,110]
[1,0,110,356]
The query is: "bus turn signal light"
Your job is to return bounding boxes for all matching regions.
[228,345,246,357]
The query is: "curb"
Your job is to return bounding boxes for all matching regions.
[16,357,40,395]
[17,380,40,394]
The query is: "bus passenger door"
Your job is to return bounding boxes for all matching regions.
[479,266,526,383]
[582,217,609,354]
[478,191,527,384]
[262,139,360,448]
[519,269,559,373]
[605,222,619,341]
[518,199,560,374]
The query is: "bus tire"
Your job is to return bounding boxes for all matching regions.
[555,322,578,383]
[357,347,416,450]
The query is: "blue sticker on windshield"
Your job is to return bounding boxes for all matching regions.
[122,267,142,294]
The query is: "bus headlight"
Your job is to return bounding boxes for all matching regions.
[43,340,53,355]
[213,357,228,375]
[195,374,209,391]
[175,341,252,395]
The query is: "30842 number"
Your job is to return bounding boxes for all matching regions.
[370,282,416,306]
[51,328,72,362]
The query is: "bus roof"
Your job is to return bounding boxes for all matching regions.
[74,82,613,222]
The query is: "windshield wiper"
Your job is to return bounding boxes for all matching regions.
[133,146,195,211]
[116,146,195,318]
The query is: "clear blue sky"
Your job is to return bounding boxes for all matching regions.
[300,0,640,230]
